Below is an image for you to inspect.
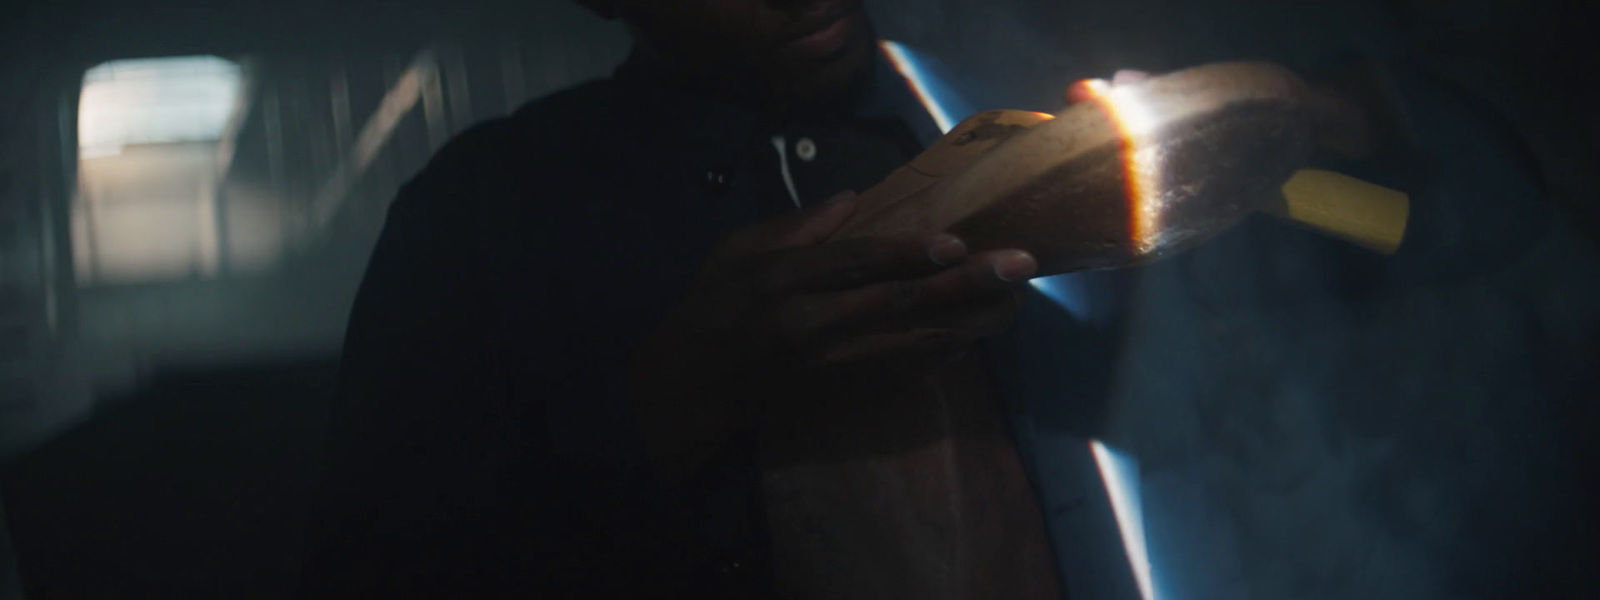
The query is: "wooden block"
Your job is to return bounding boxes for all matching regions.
[835,61,1411,273]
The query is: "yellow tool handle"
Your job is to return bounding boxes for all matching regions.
[1264,169,1410,254]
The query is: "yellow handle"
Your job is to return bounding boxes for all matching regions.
[1262,169,1410,254]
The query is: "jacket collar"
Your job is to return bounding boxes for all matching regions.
[605,41,946,163]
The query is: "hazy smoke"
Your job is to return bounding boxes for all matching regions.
[871,1,1600,598]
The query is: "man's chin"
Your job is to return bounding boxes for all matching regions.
[771,27,876,109]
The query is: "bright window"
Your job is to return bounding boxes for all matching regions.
[78,56,242,156]
[73,56,244,285]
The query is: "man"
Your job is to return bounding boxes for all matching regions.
[298,1,1069,598]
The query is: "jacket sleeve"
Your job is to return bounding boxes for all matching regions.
[294,122,667,598]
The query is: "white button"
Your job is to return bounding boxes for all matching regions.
[795,137,817,162]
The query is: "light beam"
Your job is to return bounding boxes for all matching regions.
[879,40,957,134]
[1092,439,1155,600]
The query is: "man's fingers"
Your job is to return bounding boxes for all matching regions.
[919,249,1037,296]
[813,329,968,366]
[759,233,967,294]
[722,191,858,255]
[774,249,1035,343]
[936,291,1024,338]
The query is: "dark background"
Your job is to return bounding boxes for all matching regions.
[0,0,1595,598]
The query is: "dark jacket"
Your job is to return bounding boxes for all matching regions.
[296,50,983,599]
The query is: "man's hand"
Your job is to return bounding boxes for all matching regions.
[627,191,1037,480]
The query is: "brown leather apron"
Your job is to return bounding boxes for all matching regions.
[759,350,1061,600]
